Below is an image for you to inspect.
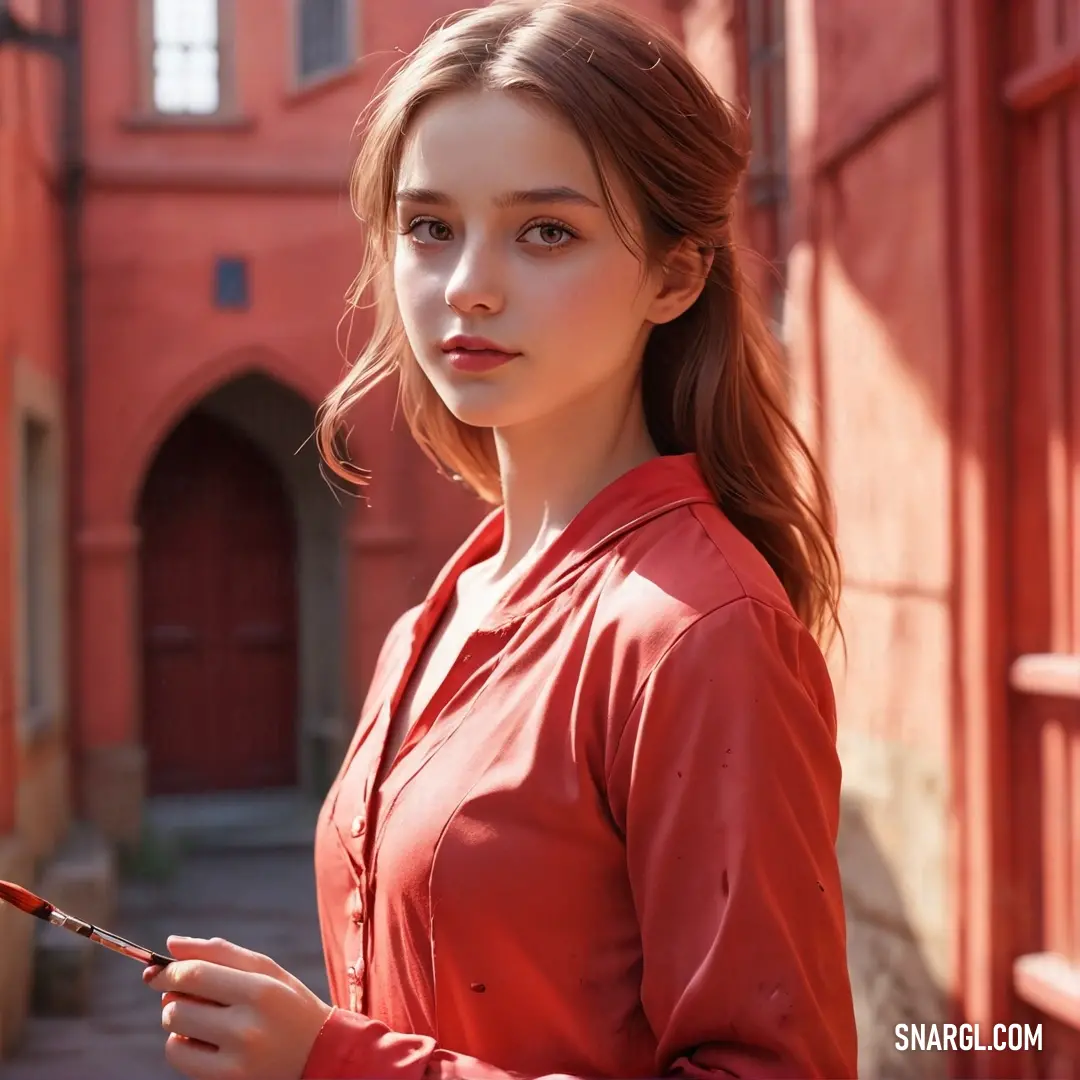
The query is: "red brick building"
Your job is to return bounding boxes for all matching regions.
[681,2,1079,1075]
[0,0,75,1052]
[0,0,1078,1076]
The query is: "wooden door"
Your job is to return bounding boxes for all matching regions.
[139,412,299,795]
[1002,0,1080,1074]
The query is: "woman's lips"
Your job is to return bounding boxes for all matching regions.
[442,348,519,373]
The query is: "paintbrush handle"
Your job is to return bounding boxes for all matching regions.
[89,926,173,968]
[50,911,172,967]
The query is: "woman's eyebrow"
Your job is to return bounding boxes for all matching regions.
[395,186,601,209]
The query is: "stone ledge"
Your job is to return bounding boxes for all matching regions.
[36,821,117,930]
[30,822,119,1018]
[31,925,96,1017]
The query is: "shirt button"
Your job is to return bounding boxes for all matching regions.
[352,895,364,924]
[350,816,365,838]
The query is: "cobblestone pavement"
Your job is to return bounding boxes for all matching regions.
[1,846,328,1080]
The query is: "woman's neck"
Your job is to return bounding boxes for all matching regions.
[484,377,658,585]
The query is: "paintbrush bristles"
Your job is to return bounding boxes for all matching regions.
[0,878,172,967]
[0,879,52,919]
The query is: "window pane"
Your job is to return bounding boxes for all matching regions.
[214,257,250,309]
[153,43,220,114]
[299,0,349,79]
[185,0,219,46]
[153,44,189,112]
[153,0,186,43]
[186,47,221,113]
[154,0,218,47]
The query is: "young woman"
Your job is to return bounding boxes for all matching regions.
[145,1,859,1077]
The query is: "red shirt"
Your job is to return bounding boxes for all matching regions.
[303,454,858,1079]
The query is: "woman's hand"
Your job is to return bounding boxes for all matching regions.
[144,935,333,1080]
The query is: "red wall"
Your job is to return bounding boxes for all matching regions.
[0,0,68,834]
[76,0,683,764]
[678,1,962,1071]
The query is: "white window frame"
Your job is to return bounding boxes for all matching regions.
[137,0,237,119]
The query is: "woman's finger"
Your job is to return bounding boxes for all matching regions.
[148,958,261,1006]
[161,990,226,1009]
[167,936,281,978]
[164,1031,232,1080]
[161,995,230,1047]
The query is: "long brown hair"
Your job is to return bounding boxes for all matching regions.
[317,0,842,644]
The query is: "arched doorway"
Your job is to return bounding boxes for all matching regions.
[138,412,299,794]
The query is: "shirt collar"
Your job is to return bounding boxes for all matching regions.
[415,453,715,632]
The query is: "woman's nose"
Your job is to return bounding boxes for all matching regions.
[444,244,506,314]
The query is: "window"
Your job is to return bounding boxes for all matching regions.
[214,256,249,309]
[152,0,220,115]
[21,418,49,717]
[296,0,352,84]
[13,369,63,743]
[744,0,789,323]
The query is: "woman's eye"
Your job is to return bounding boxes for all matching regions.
[406,218,453,243]
[521,222,575,248]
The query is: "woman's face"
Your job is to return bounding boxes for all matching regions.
[392,89,667,433]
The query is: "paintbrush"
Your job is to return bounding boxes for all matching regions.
[0,879,172,967]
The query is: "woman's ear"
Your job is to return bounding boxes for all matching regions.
[647,240,714,325]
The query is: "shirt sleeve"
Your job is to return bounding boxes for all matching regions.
[302,596,858,1080]
[606,596,857,1079]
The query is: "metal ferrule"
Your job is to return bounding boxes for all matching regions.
[48,910,89,933]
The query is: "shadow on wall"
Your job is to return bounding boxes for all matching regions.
[800,5,964,1078]
[839,797,949,1080]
